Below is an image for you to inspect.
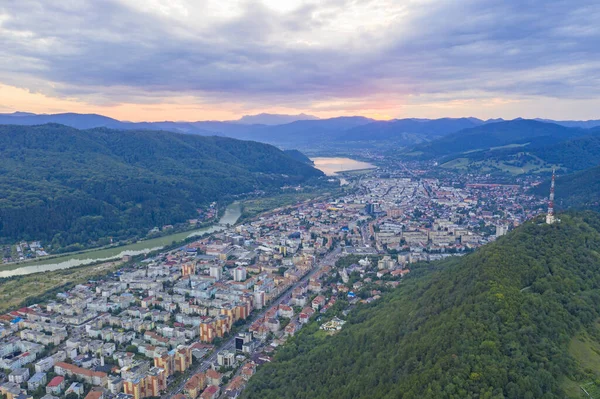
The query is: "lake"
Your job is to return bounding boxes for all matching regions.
[311,157,376,176]
[0,202,242,278]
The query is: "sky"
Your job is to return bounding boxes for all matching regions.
[1,0,599,122]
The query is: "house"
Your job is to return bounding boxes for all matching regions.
[205,369,222,387]
[311,296,326,311]
[84,391,104,399]
[46,376,65,395]
[8,368,30,384]
[278,304,294,319]
[240,362,256,381]
[183,372,206,399]
[200,385,220,399]
[27,372,47,391]
[65,382,85,396]
[54,362,107,386]
[299,307,314,324]
[0,382,23,399]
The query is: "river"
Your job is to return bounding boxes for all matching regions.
[0,202,242,278]
[311,157,376,184]
[311,157,376,176]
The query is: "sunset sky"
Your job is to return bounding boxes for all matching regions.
[1,0,599,122]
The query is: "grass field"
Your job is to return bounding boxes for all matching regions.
[0,260,122,314]
[239,188,341,222]
[561,326,600,398]
[440,158,470,169]
[440,154,556,175]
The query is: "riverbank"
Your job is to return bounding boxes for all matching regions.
[0,202,242,278]
[0,260,123,314]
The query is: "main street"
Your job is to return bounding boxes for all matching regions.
[162,245,343,397]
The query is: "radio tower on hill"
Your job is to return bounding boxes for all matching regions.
[546,169,556,225]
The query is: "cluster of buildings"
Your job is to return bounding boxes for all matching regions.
[2,241,48,264]
[0,166,553,398]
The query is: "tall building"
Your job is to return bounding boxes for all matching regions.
[122,367,166,399]
[546,169,556,225]
[233,267,247,282]
[209,265,222,280]
[495,225,508,237]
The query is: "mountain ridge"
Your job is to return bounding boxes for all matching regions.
[0,123,324,250]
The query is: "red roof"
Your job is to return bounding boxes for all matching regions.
[205,385,218,394]
[48,376,65,387]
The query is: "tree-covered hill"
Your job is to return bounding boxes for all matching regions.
[412,119,588,159]
[533,166,600,211]
[531,134,600,171]
[283,149,314,165]
[0,124,324,250]
[244,212,600,399]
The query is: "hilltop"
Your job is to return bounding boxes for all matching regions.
[0,124,324,250]
[244,212,600,399]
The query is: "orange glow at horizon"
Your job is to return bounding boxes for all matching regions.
[0,83,397,122]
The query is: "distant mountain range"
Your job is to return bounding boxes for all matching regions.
[233,113,319,125]
[414,119,590,158]
[414,120,600,174]
[2,111,599,150]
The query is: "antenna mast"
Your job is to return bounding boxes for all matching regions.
[546,169,556,225]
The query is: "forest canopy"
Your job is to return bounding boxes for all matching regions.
[0,124,324,249]
[244,212,600,399]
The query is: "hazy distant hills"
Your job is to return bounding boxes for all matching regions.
[2,112,600,152]
[341,117,485,142]
[233,113,319,125]
[413,119,587,157]
[0,123,323,250]
[413,119,600,174]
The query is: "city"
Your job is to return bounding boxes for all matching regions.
[0,162,550,399]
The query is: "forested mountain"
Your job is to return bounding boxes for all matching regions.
[413,119,588,158]
[531,134,600,171]
[0,124,324,250]
[244,212,600,399]
[533,166,600,211]
[283,150,314,164]
[3,112,598,151]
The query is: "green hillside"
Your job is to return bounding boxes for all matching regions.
[533,166,600,211]
[283,149,314,164]
[413,119,586,159]
[532,134,600,171]
[244,212,600,399]
[0,124,324,250]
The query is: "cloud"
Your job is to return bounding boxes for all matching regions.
[0,0,599,118]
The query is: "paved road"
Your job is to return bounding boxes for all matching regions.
[162,246,342,397]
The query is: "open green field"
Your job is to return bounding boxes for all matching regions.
[240,189,338,222]
[561,325,600,398]
[440,152,556,175]
[440,157,470,169]
[0,260,122,314]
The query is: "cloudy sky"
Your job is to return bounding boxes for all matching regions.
[1,0,599,121]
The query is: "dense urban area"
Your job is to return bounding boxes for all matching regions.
[0,159,551,399]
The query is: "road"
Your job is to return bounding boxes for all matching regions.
[162,246,343,398]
